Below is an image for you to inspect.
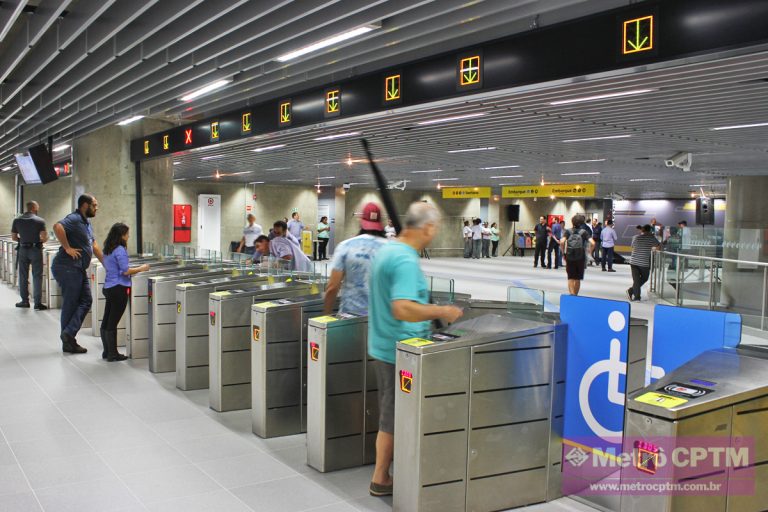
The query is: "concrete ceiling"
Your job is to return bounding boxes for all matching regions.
[168,49,768,198]
[0,0,628,164]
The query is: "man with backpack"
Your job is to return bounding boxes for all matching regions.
[559,214,595,296]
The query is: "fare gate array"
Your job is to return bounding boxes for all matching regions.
[175,275,283,391]
[208,281,320,412]
[148,269,244,373]
[622,346,768,512]
[394,313,568,512]
[306,313,378,472]
[250,295,331,438]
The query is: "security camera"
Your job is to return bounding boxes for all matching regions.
[664,152,693,172]
[342,183,351,190]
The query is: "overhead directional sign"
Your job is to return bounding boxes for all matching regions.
[442,186,491,199]
[502,184,596,198]
[459,54,481,88]
[143,140,149,155]
[622,15,654,55]
[210,121,220,142]
[241,112,252,135]
[279,100,291,126]
[385,74,401,102]
[163,134,169,151]
[325,88,340,117]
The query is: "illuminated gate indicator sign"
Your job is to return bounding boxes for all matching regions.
[241,112,252,134]
[310,342,319,361]
[326,89,340,114]
[460,56,481,86]
[385,74,401,102]
[163,134,169,151]
[400,370,413,393]
[184,129,193,145]
[210,121,220,142]
[622,15,654,54]
[253,326,260,342]
[279,101,291,125]
[143,140,149,155]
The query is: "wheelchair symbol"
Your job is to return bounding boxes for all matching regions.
[579,311,664,441]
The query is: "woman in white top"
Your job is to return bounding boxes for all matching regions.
[471,219,482,259]
[462,220,473,258]
[481,222,492,258]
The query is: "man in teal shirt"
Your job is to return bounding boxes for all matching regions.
[367,202,463,497]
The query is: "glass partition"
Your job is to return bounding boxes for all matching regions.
[506,286,545,312]
[426,276,456,305]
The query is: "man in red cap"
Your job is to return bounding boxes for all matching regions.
[323,202,388,316]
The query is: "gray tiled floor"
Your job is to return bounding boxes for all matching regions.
[0,257,608,512]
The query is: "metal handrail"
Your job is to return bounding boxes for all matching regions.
[659,250,768,268]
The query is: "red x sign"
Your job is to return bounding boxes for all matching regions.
[184,129,193,145]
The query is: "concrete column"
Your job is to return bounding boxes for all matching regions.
[0,171,16,231]
[721,177,768,328]
[73,119,174,253]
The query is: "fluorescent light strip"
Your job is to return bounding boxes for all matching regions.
[249,181,265,184]
[447,147,496,153]
[561,172,601,176]
[432,178,459,181]
[710,121,768,131]
[116,115,144,126]
[313,132,361,141]
[276,26,377,62]
[550,89,655,106]
[416,113,486,126]
[480,165,519,170]
[556,159,605,164]
[180,79,232,102]
[52,144,71,152]
[314,162,341,166]
[411,169,442,173]
[1,166,12,171]
[318,176,335,179]
[172,162,181,165]
[629,178,655,182]
[562,135,631,142]
[265,167,291,171]
[201,154,224,160]
[282,179,301,182]
[490,175,523,179]
[252,144,286,152]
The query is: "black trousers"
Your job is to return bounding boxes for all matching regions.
[602,247,615,270]
[102,285,129,331]
[491,240,499,257]
[547,240,561,269]
[318,238,329,260]
[18,246,43,305]
[534,240,547,267]
[630,265,651,300]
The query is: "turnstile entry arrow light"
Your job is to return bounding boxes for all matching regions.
[460,56,481,86]
[385,74,401,101]
[623,15,654,54]
[242,112,252,134]
[326,89,340,114]
[279,101,291,125]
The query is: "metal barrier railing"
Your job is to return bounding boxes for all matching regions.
[651,250,768,331]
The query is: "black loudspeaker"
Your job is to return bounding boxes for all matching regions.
[506,204,520,222]
[696,197,714,225]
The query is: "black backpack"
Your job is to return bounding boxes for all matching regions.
[565,229,586,262]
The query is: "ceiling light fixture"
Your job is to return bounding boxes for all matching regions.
[550,89,655,106]
[265,167,291,171]
[416,113,486,126]
[248,181,265,185]
[276,24,380,62]
[179,78,233,102]
[556,159,606,164]
[479,165,519,170]
[173,162,181,165]
[1,166,12,171]
[560,172,601,176]
[562,135,631,142]
[282,179,301,182]
[52,144,71,152]
[629,178,655,182]
[252,144,286,152]
[116,115,145,126]
[489,175,523,179]
[447,147,496,153]
[313,132,361,141]
[433,178,459,181]
[411,169,442,173]
[318,176,335,179]
[201,154,224,160]
[710,121,768,131]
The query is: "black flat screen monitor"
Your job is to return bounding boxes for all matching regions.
[14,144,58,185]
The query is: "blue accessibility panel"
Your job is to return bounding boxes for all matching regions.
[561,296,631,452]
[650,305,741,383]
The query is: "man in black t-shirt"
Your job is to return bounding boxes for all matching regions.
[560,214,595,296]
[533,216,548,268]
[11,201,48,309]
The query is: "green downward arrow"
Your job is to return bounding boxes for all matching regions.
[627,19,649,50]
[464,70,478,83]
[328,99,338,111]
[387,81,399,100]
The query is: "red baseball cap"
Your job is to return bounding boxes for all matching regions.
[361,202,384,231]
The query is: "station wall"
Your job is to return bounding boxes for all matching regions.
[22,177,73,232]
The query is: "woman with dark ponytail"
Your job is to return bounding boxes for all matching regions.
[101,223,149,361]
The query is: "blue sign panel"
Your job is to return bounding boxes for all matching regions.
[650,305,741,383]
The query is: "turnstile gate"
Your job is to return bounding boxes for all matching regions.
[175,275,284,391]
[621,346,768,512]
[148,269,242,373]
[208,281,320,412]
[306,313,378,472]
[250,294,331,438]
[394,313,567,512]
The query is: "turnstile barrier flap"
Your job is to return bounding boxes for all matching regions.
[627,346,768,420]
[251,294,325,313]
[307,312,366,329]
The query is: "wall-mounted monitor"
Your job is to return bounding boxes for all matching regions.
[14,144,58,185]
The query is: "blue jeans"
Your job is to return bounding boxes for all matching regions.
[18,246,43,305]
[52,264,92,337]
[602,247,615,270]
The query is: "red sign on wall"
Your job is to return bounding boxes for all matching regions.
[173,204,191,243]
